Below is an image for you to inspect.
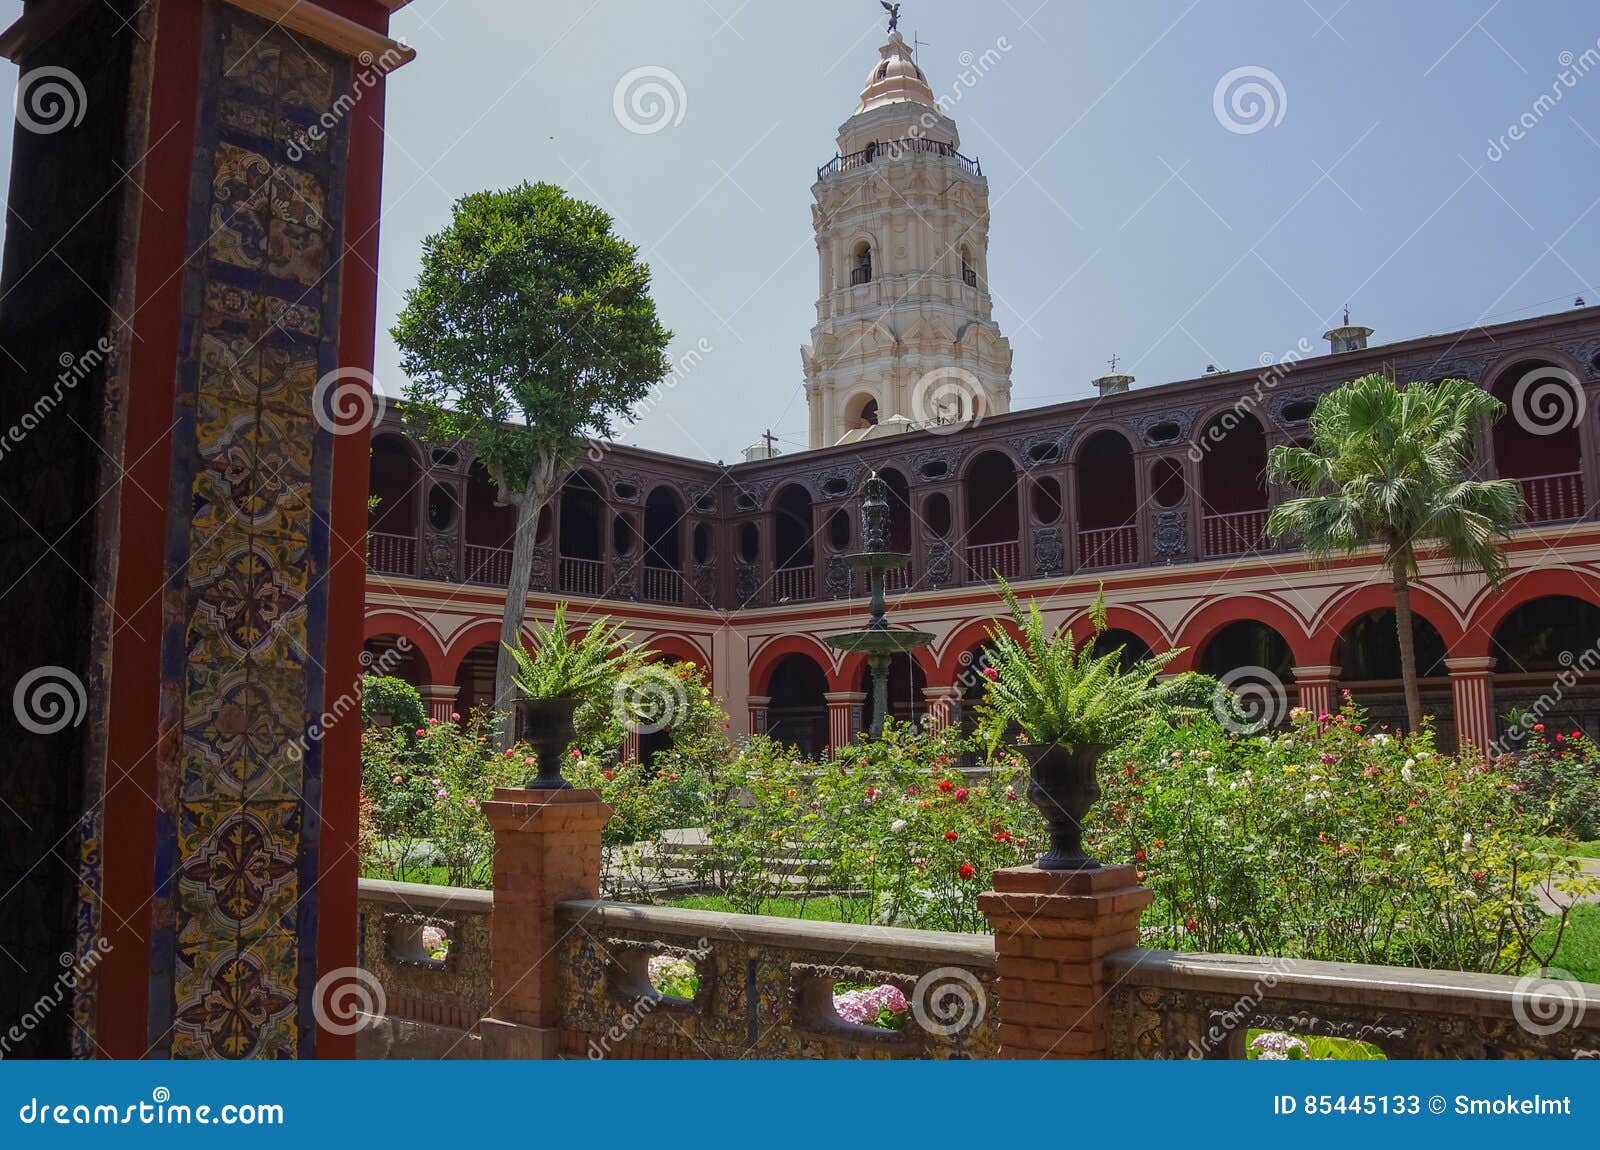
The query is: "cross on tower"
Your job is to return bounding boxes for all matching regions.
[1107,354,1120,373]
[911,30,930,65]
[762,428,778,454]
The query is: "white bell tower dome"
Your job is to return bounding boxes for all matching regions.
[802,28,1013,448]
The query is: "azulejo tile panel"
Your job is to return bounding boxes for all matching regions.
[147,3,351,1060]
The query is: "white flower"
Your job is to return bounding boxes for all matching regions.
[890,819,907,833]
[1462,833,1473,849]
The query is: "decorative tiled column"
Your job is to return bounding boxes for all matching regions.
[747,695,771,738]
[419,684,460,724]
[978,865,1152,1059]
[1446,657,1498,755]
[825,691,866,756]
[50,1,412,1060]
[922,686,963,732]
[1291,665,1340,718]
[479,788,612,1059]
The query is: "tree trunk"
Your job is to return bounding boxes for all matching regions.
[493,492,539,750]
[1390,560,1423,735]
[492,447,560,751]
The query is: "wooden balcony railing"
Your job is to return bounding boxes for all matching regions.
[642,565,684,604]
[1519,470,1586,524]
[1078,525,1137,570]
[1202,508,1270,559]
[966,540,1020,582]
[883,563,913,593]
[772,564,815,603]
[367,532,416,577]
[559,555,605,597]
[463,543,512,586]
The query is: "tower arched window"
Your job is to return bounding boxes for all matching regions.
[960,246,976,288]
[852,241,872,285]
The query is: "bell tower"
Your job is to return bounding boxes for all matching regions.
[803,27,1013,448]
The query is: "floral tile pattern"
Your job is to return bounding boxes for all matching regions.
[146,4,350,1060]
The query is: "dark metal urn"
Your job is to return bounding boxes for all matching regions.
[1018,741,1107,871]
[515,696,582,790]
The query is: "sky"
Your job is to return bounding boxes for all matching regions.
[3,0,1599,462]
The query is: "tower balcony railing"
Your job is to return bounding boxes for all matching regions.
[559,555,606,597]
[772,563,815,603]
[966,540,1020,582]
[463,543,512,586]
[367,531,417,577]
[1201,508,1270,559]
[642,565,684,604]
[1519,470,1586,524]
[817,137,981,181]
[1077,525,1138,571]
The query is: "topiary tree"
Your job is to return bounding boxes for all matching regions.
[393,182,671,745]
[360,674,426,732]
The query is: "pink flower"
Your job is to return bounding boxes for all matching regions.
[427,717,438,725]
[465,798,477,808]
[390,774,402,785]
[982,666,999,681]
[435,788,447,798]
[524,756,535,766]
[1005,788,1018,801]
[414,728,426,736]
[450,712,461,721]
[571,747,580,757]
[953,787,969,803]
[503,749,515,759]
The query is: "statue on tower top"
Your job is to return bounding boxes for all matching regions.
[880,2,901,34]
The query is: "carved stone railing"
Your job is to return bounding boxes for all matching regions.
[356,879,491,1059]
[1104,949,1600,1059]
[551,900,998,1059]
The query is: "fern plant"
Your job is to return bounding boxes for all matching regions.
[507,602,638,700]
[979,577,1193,750]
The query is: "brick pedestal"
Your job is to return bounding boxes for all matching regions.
[977,864,1152,1058]
[479,788,612,1059]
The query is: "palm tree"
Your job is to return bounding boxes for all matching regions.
[1266,374,1522,733]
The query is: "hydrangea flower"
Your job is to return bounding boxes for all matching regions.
[833,984,908,1026]
[1250,1031,1309,1060]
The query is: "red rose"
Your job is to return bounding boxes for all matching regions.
[982,667,998,681]
[1533,723,1545,732]
[602,770,614,780]
[1184,917,1199,933]
[958,864,976,880]
[1135,849,1146,861]
[938,780,953,792]
[944,830,959,841]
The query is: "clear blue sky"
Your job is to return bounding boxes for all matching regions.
[3,1,1598,461]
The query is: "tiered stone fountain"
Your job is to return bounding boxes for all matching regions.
[825,472,934,738]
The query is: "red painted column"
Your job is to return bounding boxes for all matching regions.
[922,686,963,732]
[1291,665,1340,719]
[621,726,641,764]
[419,685,461,725]
[747,695,771,738]
[825,691,866,755]
[1446,657,1498,756]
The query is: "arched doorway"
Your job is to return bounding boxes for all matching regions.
[463,460,517,585]
[1335,609,1451,744]
[963,450,1020,581]
[1090,628,1154,671]
[1197,411,1269,557]
[766,653,829,756]
[362,632,425,685]
[1076,431,1137,569]
[879,467,913,590]
[772,484,816,602]
[642,486,685,603]
[1490,595,1600,741]
[368,436,419,575]
[559,469,606,595]
[451,641,500,719]
[1490,359,1586,523]
[1197,620,1295,728]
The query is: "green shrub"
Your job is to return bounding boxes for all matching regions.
[361,675,426,732]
